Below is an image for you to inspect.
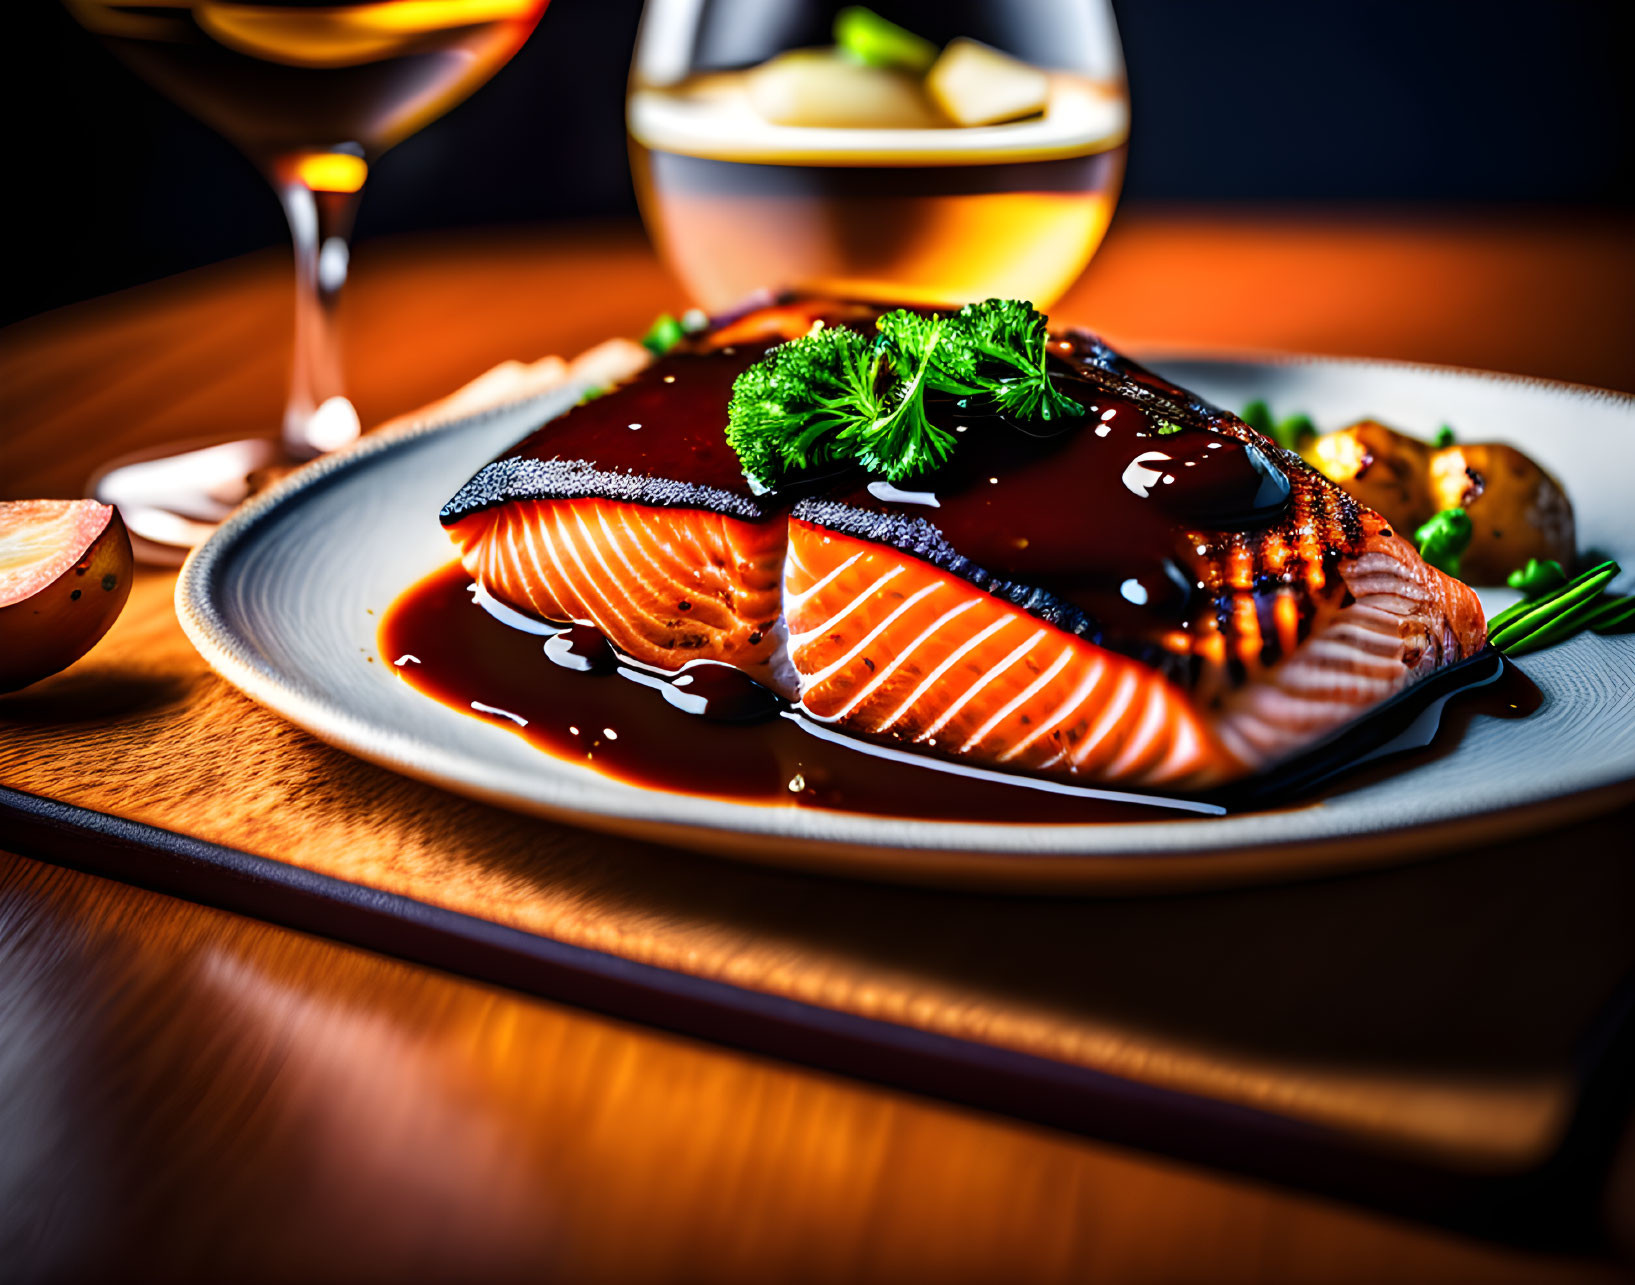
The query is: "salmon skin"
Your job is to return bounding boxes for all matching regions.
[441,301,1488,792]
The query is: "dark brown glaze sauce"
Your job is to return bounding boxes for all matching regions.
[442,326,1332,678]
[380,563,1537,824]
[502,344,769,500]
[380,563,1184,823]
[420,311,1537,822]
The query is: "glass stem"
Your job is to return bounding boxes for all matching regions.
[276,173,364,459]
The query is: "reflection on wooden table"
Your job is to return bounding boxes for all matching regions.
[2,213,1634,1283]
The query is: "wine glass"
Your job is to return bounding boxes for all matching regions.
[627,0,1126,314]
[63,0,550,559]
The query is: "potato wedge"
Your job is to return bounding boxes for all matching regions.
[1301,420,1435,537]
[1428,443,1575,584]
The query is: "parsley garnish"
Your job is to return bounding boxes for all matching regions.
[725,299,1080,489]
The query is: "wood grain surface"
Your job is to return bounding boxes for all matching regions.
[4,213,1635,1282]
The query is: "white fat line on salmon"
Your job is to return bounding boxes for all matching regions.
[562,508,668,642]
[471,701,528,727]
[957,644,1076,754]
[801,580,944,691]
[782,548,865,612]
[520,508,568,620]
[998,654,1107,763]
[619,507,702,605]
[628,507,726,613]
[1105,681,1173,778]
[392,654,421,667]
[551,507,626,635]
[469,580,564,636]
[1148,708,1211,783]
[532,509,584,623]
[781,712,1225,816]
[917,628,1048,744]
[601,506,691,611]
[572,505,636,610]
[1069,666,1140,769]
[786,564,905,652]
[575,506,691,636]
[784,539,813,580]
[818,598,983,723]
[875,613,1016,733]
[594,505,654,598]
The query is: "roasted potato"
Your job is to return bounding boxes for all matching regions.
[1301,420,1435,537]
[1428,443,1575,584]
[1299,421,1576,584]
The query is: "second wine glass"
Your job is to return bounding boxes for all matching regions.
[628,0,1127,313]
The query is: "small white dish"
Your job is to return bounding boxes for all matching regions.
[176,354,1635,891]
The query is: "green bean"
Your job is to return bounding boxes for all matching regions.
[1486,598,1540,634]
[1489,561,1619,651]
[1586,596,1635,635]
[1502,594,1614,655]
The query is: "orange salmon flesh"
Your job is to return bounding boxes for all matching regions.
[446,497,1487,790]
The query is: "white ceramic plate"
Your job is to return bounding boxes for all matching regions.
[177,355,1635,891]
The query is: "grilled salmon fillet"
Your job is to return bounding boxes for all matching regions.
[441,302,1487,791]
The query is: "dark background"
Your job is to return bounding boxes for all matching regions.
[6,0,1632,326]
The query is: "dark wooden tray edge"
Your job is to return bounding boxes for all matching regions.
[2,782,1628,1252]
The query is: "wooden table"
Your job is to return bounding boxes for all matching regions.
[4,212,1634,1283]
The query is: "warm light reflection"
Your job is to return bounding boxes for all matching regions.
[293,152,369,193]
[198,0,545,68]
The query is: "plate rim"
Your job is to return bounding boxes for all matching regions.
[174,348,1635,889]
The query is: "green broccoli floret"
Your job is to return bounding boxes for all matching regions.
[725,326,885,490]
[1272,412,1316,452]
[885,299,1082,424]
[844,317,956,480]
[724,299,1083,488]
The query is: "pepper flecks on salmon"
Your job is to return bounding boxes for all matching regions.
[439,300,1489,792]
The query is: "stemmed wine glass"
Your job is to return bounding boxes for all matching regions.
[627,0,1127,313]
[64,0,550,559]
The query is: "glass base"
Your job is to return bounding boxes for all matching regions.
[89,396,362,564]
